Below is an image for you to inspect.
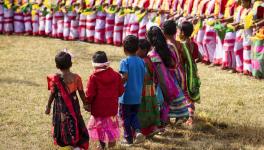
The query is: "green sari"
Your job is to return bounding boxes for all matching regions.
[182,42,201,103]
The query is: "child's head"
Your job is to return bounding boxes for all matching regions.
[147,26,173,68]
[55,51,72,70]
[137,39,151,58]
[123,35,139,55]
[92,51,109,69]
[162,20,177,36]
[177,21,194,40]
[241,0,251,8]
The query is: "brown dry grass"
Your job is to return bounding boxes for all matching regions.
[0,35,264,150]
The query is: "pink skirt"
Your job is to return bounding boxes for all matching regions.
[87,115,120,143]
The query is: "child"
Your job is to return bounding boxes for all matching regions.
[136,39,160,137]
[119,35,146,145]
[178,21,201,125]
[45,51,89,150]
[147,26,189,128]
[86,51,124,150]
[163,20,192,122]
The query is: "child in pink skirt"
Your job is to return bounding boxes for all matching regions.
[86,51,124,150]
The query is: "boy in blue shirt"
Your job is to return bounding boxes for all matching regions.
[119,35,146,145]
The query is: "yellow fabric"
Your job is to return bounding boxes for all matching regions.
[251,28,264,40]
[85,0,91,5]
[177,0,184,13]
[191,0,200,16]
[31,4,40,17]
[192,21,200,37]
[183,0,190,16]
[161,0,170,11]
[227,24,235,31]
[224,0,235,19]
[44,0,52,8]
[122,0,127,7]
[206,20,215,26]
[214,0,220,16]
[197,0,210,16]
[155,14,161,25]
[95,0,102,6]
[112,0,117,5]
[240,8,250,24]
[65,0,71,6]
[4,0,12,9]
[153,0,162,10]
[136,9,147,21]
[15,8,22,12]
[14,0,20,5]
[244,12,253,29]
[124,8,132,14]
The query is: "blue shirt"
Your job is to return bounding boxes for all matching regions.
[119,56,146,104]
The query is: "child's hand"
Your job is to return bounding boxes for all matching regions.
[120,73,128,83]
[84,104,91,112]
[45,105,51,115]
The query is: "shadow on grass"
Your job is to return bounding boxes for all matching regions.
[0,78,40,86]
[127,117,264,149]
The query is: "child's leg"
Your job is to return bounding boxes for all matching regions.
[185,101,195,126]
[130,104,141,132]
[130,104,145,144]
[120,104,133,144]
[108,141,116,148]
[99,141,106,149]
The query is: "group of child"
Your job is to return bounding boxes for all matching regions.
[45,18,201,150]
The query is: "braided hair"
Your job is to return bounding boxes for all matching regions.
[147,26,173,68]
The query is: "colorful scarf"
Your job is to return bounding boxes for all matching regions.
[182,42,201,103]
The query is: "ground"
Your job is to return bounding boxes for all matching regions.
[0,35,264,150]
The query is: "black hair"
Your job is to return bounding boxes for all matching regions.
[147,26,173,68]
[138,39,151,52]
[123,35,139,54]
[55,51,72,70]
[179,21,194,38]
[162,20,177,36]
[92,51,108,63]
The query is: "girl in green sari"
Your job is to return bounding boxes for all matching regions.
[178,21,201,126]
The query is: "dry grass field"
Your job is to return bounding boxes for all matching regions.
[0,35,264,150]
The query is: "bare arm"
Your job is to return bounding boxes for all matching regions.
[254,19,264,28]
[219,17,234,23]
[120,72,128,83]
[45,92,55,115]
[78,90,86,105]
[79,89,91,112]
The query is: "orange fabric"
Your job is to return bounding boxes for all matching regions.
[47,74,83,94]
[66,74,83,93]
